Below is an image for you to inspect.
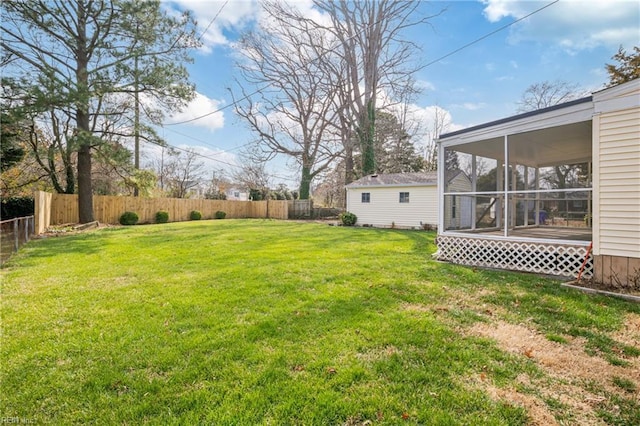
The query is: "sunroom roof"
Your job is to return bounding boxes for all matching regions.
[438,96,594,168]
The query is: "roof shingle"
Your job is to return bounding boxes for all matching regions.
[346,172,437,188]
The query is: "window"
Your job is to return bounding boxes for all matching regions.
[399,192,410,203]
[361,192,370,203]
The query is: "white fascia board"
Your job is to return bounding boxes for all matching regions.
[346,183,436,190]
[594,94,640,114]
[439,101,594,147]
[593,79,640,106]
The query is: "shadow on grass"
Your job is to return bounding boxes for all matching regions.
[7,232,106,264]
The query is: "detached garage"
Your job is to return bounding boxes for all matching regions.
[345,172,471,229]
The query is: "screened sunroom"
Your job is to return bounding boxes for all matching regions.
[435,97,595,278]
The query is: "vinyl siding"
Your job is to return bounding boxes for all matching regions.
[346,185,438,228]
[443,173,473,229]
[595,106,640,258]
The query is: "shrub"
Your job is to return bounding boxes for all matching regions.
[119,211,139,226]
[190,210,202,220]
[155,210,169,224]
[214,210,226,219]
[1,196,34,219]
[339,211,357,226]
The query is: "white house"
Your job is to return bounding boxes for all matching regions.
[435,79,640,283]
[226,187,249,201]
[345,172,472,229]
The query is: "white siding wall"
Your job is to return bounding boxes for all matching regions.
[443,173,473,229]
[346,185,438,228]
[594,106,640,258]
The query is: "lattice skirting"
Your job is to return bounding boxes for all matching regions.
[435,235,593,278]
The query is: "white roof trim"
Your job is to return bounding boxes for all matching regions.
[347,182,436,190]
[439,99,594,147]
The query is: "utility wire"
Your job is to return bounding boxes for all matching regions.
[196,0,229,44]
[422,0,560,68]
[158,0,561,183]
[164,0,560,127]
[147,136,299,183]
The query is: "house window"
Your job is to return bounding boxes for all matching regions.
[361,192,370,203]
[399,192,410,203]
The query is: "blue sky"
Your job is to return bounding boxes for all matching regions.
[155,0,639,186]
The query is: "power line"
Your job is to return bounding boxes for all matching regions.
[165,0,560,127]
[165,3,413,126]
[422,0,560,69]
[161,125,254,153]
[196,0,229,44]
[146,137,298,183]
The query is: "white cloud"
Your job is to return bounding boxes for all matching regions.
[417,79,436,91]
[481,0,639,52]
[166,92,225,131]
[167,0,260,52]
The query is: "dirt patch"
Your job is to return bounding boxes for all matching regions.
[476,378,560,426]
[38,222,117,238]
[613,313,640,348]
[466,320,639,424]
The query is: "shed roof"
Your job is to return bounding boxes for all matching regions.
[346,172,437,189]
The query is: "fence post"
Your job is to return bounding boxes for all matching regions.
[34,190,52,234]
[13,219,19,252]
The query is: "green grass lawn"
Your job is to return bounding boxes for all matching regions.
[2,220,639,424]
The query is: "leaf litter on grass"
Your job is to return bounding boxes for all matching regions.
[405,280,640,424]
[465,317,640,425]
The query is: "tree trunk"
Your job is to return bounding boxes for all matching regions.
[75,0,94,223]
[77,142,94,223]
[133,52,140,197]
[299,165,312,200]
[360,100,376,175]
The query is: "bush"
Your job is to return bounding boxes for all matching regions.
[214,210,226,219]
[1,196,34,219]
[119,211,139,226]
[339,211,357,226]
[155,210,169,224]
[190,210,202,220]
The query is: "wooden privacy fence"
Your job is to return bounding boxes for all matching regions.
[34,191,288,233]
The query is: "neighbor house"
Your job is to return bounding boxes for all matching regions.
[435,78,639,283]
[345,171,472,229]
[226,187,249,201]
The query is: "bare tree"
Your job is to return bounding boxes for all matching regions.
[151,148,204,198]
[313,0,439,176]
[516,80,581,113]
[231,151,272,201]
[516,80,589,215]
[423,105,451,171]
[232,1,343,200]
